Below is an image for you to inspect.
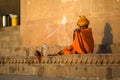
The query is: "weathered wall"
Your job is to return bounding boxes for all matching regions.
[0,27,28,56]
[0,64,120,80]
[0,0,120,55]
[20,0,120,49]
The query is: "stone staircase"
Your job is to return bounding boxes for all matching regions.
[0,54,120,80]
[0,54,119,64]
[0,26,120,80]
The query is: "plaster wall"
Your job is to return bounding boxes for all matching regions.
[20,0,120,49]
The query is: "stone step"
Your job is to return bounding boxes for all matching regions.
[0,54,120,80]
[0,54,119,64]
[1,44,120,56]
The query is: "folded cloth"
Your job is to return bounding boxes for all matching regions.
[59,28,94,55]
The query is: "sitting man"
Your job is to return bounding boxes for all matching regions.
[58,16,94,55]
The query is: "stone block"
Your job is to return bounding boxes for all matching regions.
[0,48,10,56]
[14,47,29,56]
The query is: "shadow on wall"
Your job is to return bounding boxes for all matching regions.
[97,23,113,54]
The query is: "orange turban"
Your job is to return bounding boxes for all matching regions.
[77,16,89,27]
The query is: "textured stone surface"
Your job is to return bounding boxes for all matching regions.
[1,43,120,56]
[0,27,20,48]
[0,74,86,80]
[0,64,120,80]
[0,0,120,55]
[0,1,120,79]
[0,54,120,64]
[0,27,23,56]
[0,0,120,53]
[0,54,120,79]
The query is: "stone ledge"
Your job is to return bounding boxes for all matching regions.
[1,44,120,56]
[0,26,20,31]
[0,54,120,80]
[0,54,120,65]
[0,63,120,80]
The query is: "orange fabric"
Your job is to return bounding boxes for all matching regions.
[60,28,94,54]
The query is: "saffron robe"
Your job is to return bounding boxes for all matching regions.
[59,28,94,54]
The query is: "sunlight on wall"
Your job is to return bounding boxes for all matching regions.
[117,0,119,2]
[61,16,67,25]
